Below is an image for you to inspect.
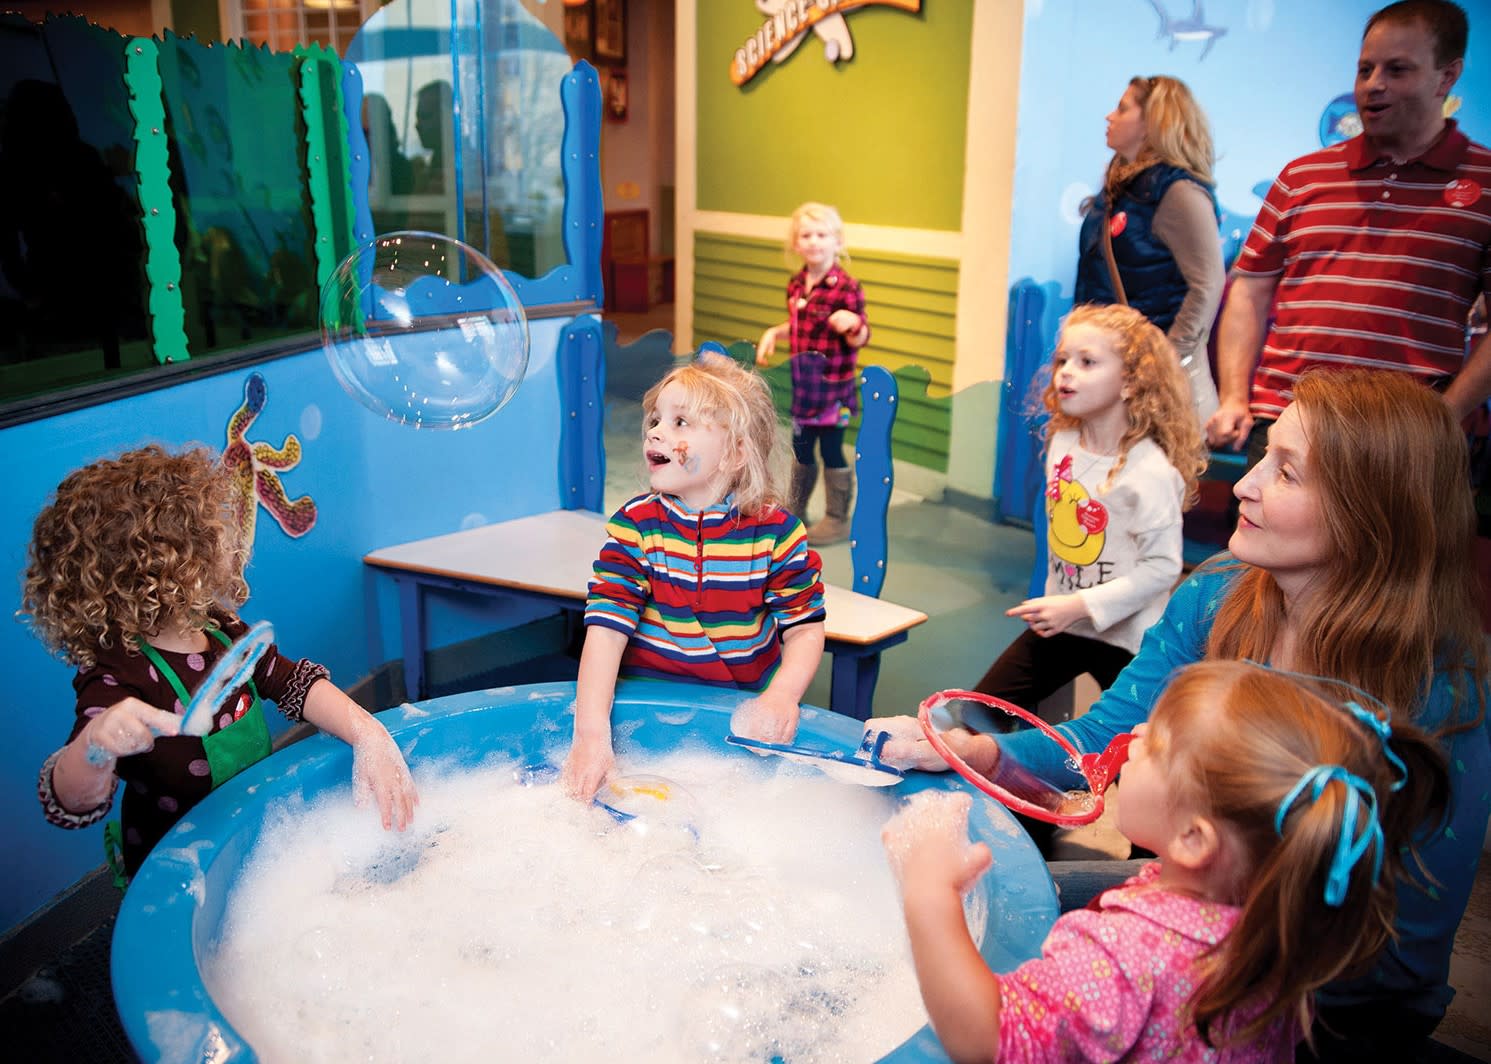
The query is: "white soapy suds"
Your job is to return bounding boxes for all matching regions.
[208,749,973,1062]
[611,717,644,743]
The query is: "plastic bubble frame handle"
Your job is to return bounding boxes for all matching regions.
[917,689,1133,825]
[724,729,904,787]
[179,622,275,738]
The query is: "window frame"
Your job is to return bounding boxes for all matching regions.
[219,0,381,54]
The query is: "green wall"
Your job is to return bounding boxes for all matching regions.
[696,2,973,230]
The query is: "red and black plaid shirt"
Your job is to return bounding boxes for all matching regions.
[786,266,868,420]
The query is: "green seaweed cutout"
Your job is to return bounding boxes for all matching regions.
[124,36,189,364]
[295,44,349,299]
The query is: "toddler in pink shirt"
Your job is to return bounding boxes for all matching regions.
[883,660,1450,1062]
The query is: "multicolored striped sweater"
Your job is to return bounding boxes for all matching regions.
[585,492,826,690]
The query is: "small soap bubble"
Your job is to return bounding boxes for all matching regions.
[514,761,560,787]
[319,231,529,429]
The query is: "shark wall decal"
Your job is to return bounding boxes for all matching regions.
[1147,0,1228,61]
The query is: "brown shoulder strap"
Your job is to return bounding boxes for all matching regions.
[1101,207,1128,306]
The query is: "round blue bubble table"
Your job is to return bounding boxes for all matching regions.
[112,681,1058,1062]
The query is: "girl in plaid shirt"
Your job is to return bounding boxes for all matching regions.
[756,202,871,545]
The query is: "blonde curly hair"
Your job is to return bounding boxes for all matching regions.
[642,353,783,517]
[1043,303,1208,506]
[21,444,249,668]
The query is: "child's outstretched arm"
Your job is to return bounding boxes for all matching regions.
[733,620,825,744]
[561,625,629,801]
[301,681,418,831]
[755,321,788,366]
[49,697,182,813]
[882,791,1001,1063]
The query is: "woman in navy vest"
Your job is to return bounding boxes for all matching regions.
[1075,75,1224,423]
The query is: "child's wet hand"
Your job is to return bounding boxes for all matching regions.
[730,694,799,745]
[351,715,419,831]
[84,697,180,762]
[881,791,992,895]
[561,736,615,803]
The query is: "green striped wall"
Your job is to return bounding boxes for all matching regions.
[693,231,955,472]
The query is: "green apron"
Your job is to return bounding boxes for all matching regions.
[107,630,273,886]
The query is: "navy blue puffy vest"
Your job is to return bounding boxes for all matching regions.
[1073,164,1218,332]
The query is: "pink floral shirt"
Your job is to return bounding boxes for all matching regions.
[996,863,1296,1062]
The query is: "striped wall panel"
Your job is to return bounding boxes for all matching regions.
[693,231,956,472]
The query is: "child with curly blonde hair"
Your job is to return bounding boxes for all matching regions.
[561,354,826,801]
[23,444,417,879]
[972,304,1208,738]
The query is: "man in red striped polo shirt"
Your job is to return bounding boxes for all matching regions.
[1207,0,1491,462]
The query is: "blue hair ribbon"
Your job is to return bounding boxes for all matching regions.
[1340,700,1408,792]
[1274,764,1385,907]
[1241,661,1408,792]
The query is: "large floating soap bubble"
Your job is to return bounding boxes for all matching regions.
[319,231,529,429]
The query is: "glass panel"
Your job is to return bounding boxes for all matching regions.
[157,33,318,360]
[347,0,569,278]
[0,14,151,403]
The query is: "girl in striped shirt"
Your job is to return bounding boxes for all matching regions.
[561,354,827,801]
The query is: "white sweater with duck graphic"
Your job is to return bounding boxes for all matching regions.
[1043,428,1184,654]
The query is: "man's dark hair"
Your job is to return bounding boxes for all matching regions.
[1365,0,1469,67]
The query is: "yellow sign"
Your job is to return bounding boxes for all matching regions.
[730,0,922,87]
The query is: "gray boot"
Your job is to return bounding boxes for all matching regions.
[807,467,853,545]
[788,462,818,522]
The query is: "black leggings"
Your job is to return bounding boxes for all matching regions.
[973,629,1134,707]
[792,424,848,468]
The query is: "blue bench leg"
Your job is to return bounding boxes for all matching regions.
[830,651,880,722]
[397,578,426,701]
